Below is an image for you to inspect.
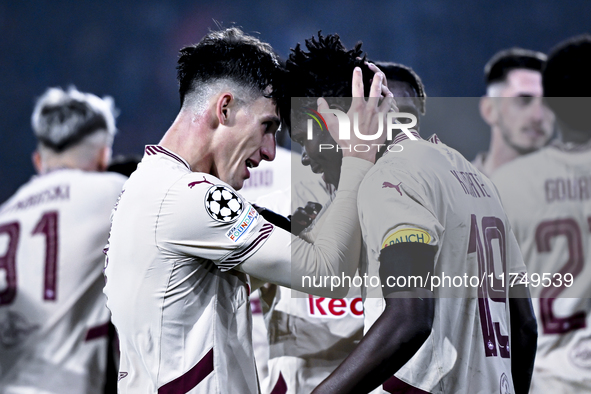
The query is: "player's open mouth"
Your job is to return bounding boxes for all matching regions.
[246,159,259,168]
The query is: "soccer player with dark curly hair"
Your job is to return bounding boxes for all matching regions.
[258,34,430,393]
[287,32,537,394]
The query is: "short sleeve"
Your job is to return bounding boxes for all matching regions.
[358,165,443,257]
[156,174,274,271]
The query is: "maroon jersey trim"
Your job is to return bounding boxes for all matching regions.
[392,130,422,145]
[84,321,110,341]
[158,348,214,394]
[383,376,430,393]
[427,134,441,144]
[225,223,274,264]
[145,145,191,171]
[270,372,287,394]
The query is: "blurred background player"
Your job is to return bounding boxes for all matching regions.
[492,34,591,393]
[474,47,555,177]
[374,61,426,132]
[288,34,538,394]
[255,46,429,394]
[0,87,126,393]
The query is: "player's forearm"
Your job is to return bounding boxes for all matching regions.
[313,292,434,393]
[291,156,371,297]
[509,287,537,394]
[237,157,370,297]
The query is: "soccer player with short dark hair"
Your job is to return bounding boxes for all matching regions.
[103,27,392,393]
[493,34,591,393]
[474,47,555,176]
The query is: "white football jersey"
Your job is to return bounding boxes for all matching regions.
[358,132,526,394]
[104,145,371,394]
[0,169,126,393]
[256,168,364,394]
[492,141,591,391]
[104,146,271,394]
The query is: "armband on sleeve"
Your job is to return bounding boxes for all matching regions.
[379,242,436,297]
[255,206,291,232]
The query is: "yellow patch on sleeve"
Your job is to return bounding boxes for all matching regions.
[381,228,432,249]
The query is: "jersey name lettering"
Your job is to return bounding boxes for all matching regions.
[450,170,491,199]
[545,176,591,203]
[1,185,70,214]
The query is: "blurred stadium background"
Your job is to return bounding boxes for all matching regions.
[1,0,589,203]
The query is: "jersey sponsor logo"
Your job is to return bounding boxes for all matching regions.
[382,181,403,196]
[225,205,259,242]
[188,176,214,188]
[204,185,244,223]
[382,228,431,249]
[307,295,363,319]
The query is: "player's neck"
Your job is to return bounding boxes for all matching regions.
[160,111,212,173]
[41,159,101,174]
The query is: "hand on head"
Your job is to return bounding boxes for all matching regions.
[318,63,395,163]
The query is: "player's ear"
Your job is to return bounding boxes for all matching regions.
[479,96,497,126]
[32,150,43,174]
[216,93,234,126]
[97,146,112,172]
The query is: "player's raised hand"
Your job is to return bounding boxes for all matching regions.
[290,201,323,235]
[317,64,395,164]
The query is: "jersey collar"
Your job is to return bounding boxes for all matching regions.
[392,129,422,144]
[549,138,591,153]
[390,130,441,145]
[144,145,191,171]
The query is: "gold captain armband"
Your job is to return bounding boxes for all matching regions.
[382,228,431,249]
